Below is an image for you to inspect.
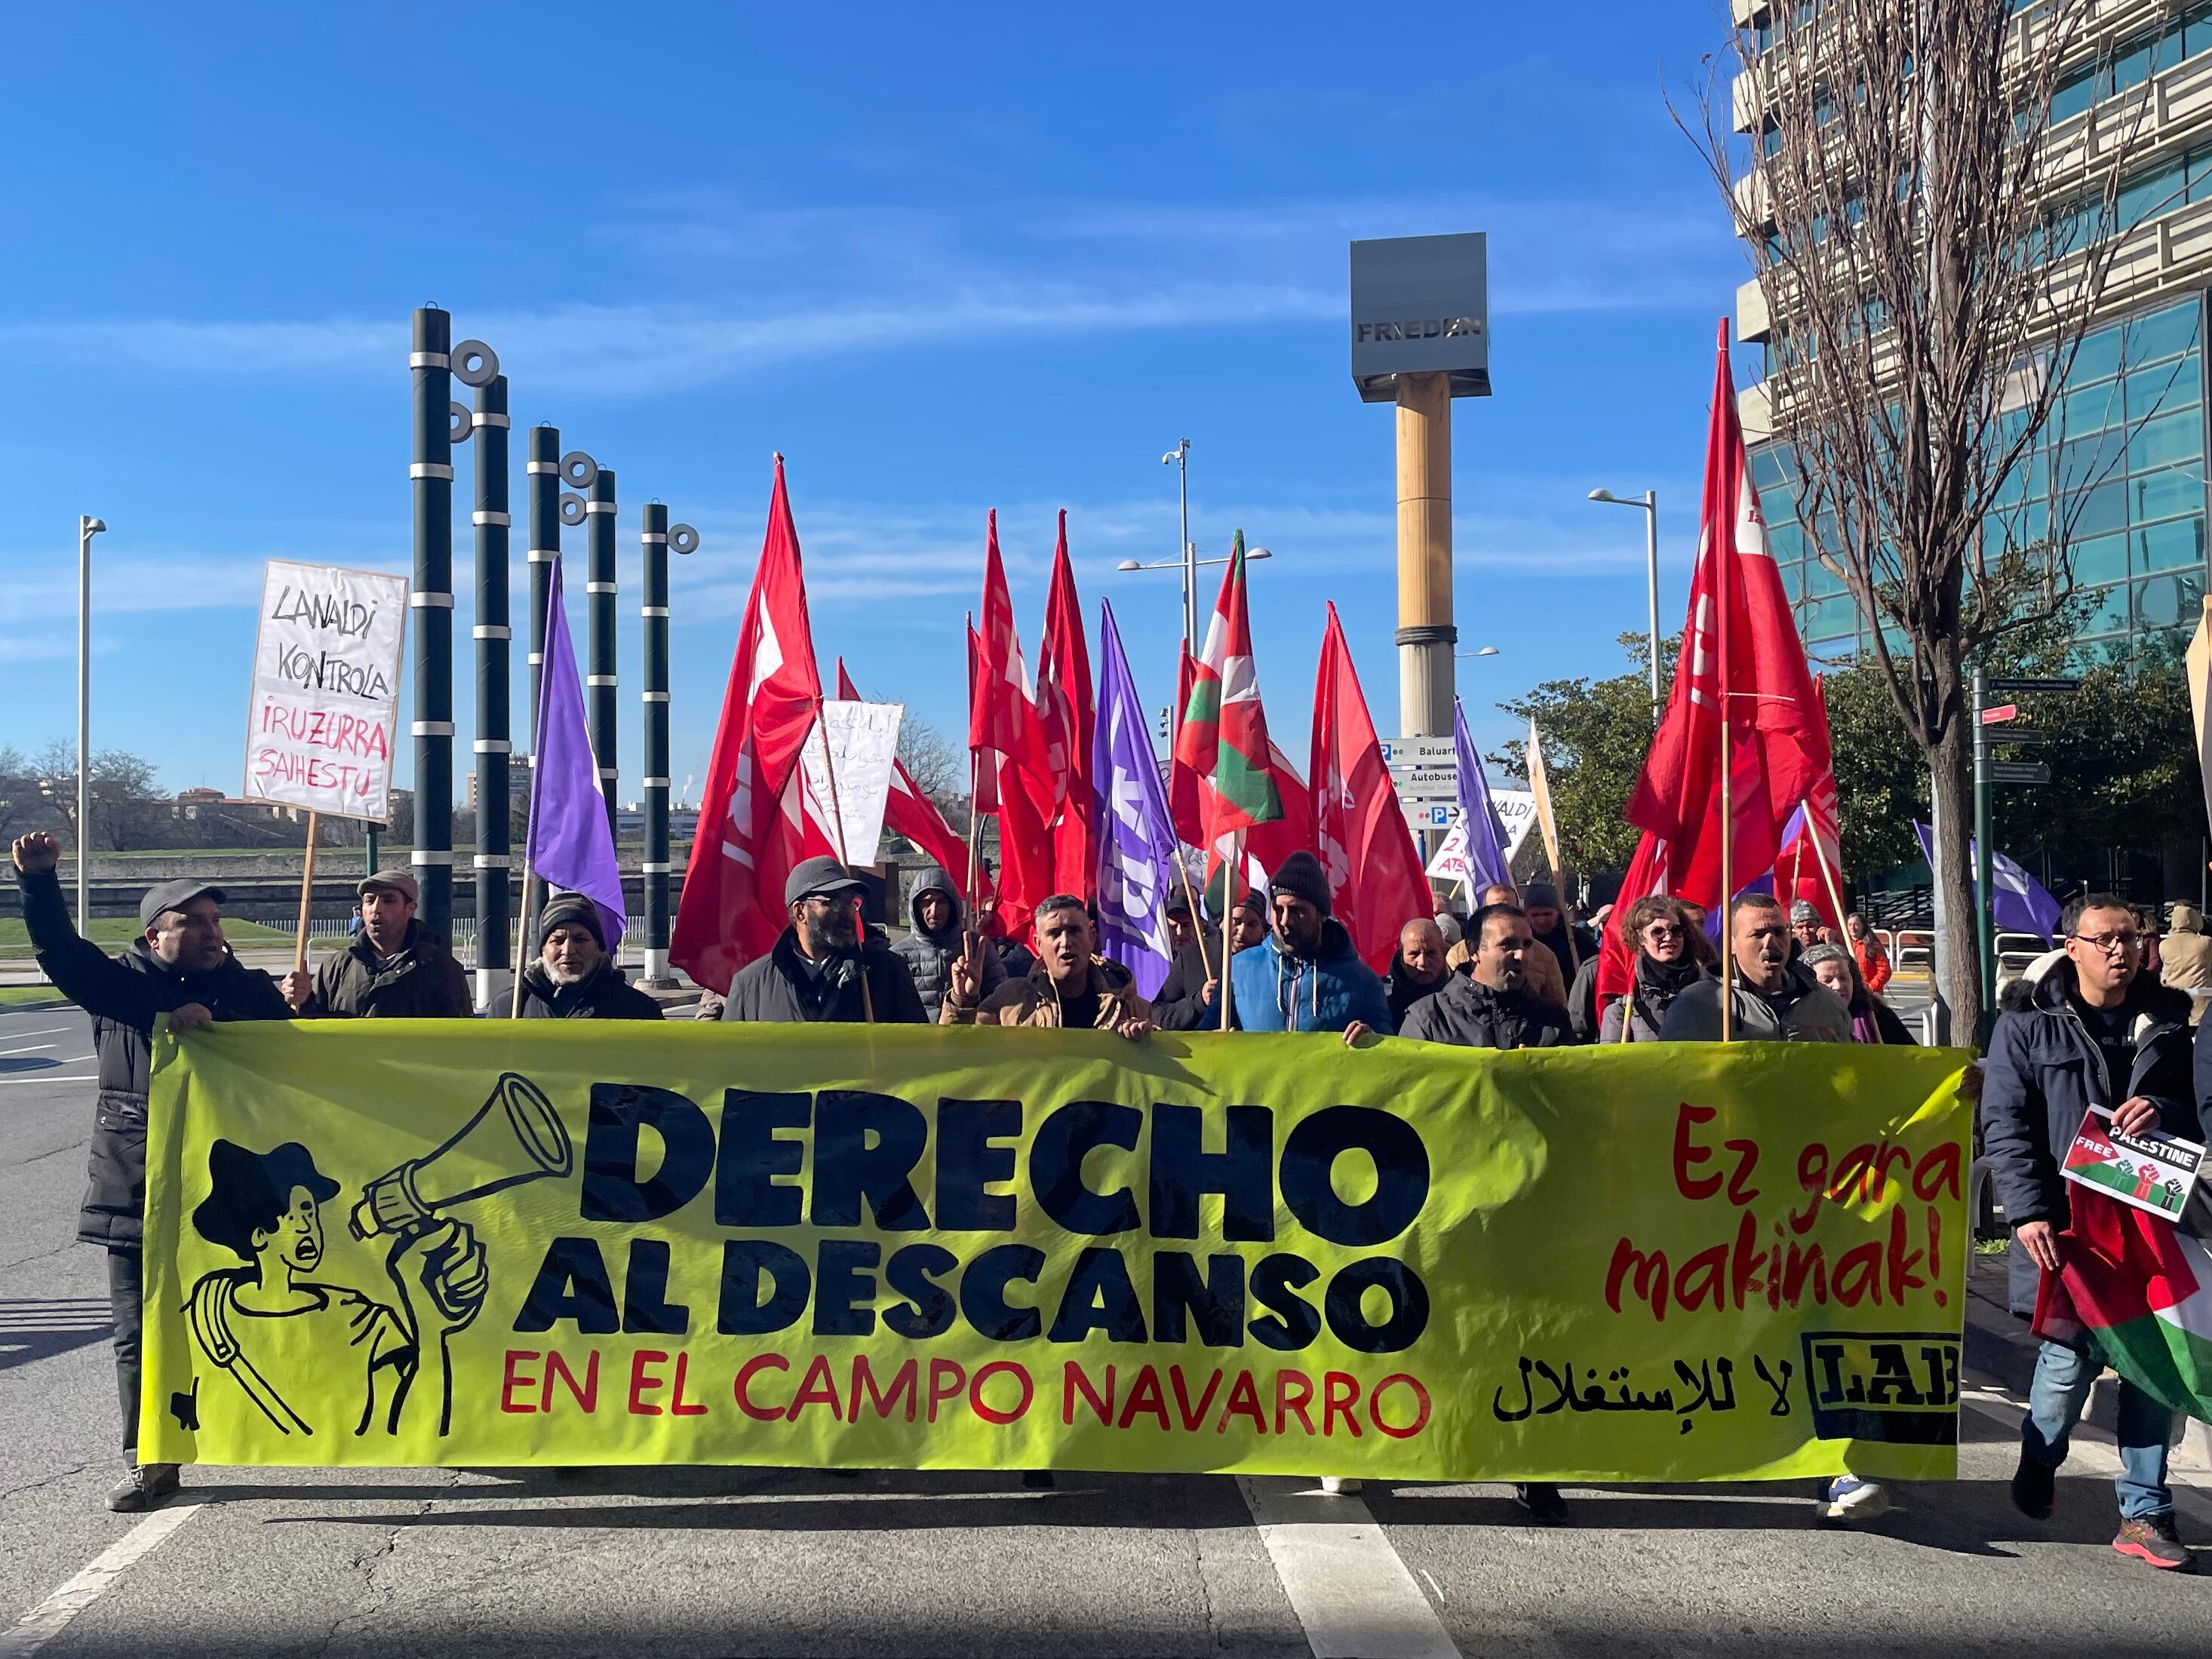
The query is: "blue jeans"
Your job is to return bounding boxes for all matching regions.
[2022,1340,2177,1521]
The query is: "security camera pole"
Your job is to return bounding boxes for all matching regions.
[1350,233,1490,856]
[76,513,106,929]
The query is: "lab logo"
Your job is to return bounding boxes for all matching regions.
[1799,1331,1960,1446]
[181,1074,570,1438]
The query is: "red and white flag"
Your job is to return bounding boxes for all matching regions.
[1624,322,1825,911]
[968,514,1055,938]
[1312,604,1431,975]
[1037,510,1095,898]
[671,455,825,993]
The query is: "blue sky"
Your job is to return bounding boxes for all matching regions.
[1,4,1753,806]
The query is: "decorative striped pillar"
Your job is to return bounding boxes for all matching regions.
[522,425,563,946]
[586,465,619,846]
[408,307,455,935]
[470,370,512,1006]
[640,504,685,985]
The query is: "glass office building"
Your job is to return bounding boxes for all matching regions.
[1751,293,2210,668]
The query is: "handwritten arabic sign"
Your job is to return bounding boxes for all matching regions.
[243,561,407,822]
[141,1025,1971,1482]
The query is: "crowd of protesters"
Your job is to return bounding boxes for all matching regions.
[11,823,2210,1569]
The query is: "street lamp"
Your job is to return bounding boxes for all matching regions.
[1162,440,1194,644]
[1588,488,1660,720]
[77,515,105,930]
[1116,542,1271,637]
[1458,646,1500,659]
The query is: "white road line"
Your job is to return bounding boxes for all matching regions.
[0,1044,56,1056]
[1237,1476,1461,1659]
[0,1503,202,1658]
[0,1074,94,1086]
[0,1025,74,1038]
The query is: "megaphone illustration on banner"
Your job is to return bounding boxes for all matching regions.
[349,1072,573,1243]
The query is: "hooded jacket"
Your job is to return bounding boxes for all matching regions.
[2161,902,2212,1025]
[1657,957,1854,1043]
[720,926,929,1025]
[17,865,292,1248]
[940,957,1151,1030]
[891,867,1003,1014]
[1985,959,2200,1315]
[1399,971,1575,1049]
[1217,918,1393,1035]
[515,958,665,1020]
[300,919,472,1018]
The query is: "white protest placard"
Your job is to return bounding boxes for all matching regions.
[243,561,407,822]
[799,699,905,866]
[1492,788,1537,858]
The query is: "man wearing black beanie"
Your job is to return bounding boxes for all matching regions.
[1203,849,1391,1042]
[512,896,664,1019]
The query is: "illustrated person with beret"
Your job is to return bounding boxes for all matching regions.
[1203,850,1391,1044]
[10,830,292,1512]
[512,896,664,1019]
[719,856,928,1024]
[281,868,472,1019]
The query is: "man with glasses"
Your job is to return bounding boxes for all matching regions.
[719,857,927,1025]
[1983,892,2202,1570]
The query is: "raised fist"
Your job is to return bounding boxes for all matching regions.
[11,832,60,876]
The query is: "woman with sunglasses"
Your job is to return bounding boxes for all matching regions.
[1599,895,1708,1042]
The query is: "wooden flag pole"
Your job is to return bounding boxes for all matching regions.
[1719,656,1735,1044]
[1218,831,1240,1033]
[509,860,533,1018]
[1805,818,1850,943]
[1180,858,1213,985]
[292,813,321,983]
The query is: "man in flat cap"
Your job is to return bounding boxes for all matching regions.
[514,895,664,1019]
[10,830,291,1513]
[720,856,927,1024]
[281,868,472,1019]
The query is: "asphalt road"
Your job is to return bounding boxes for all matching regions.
[3,1000,2208,1659]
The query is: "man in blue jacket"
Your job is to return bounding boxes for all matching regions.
[1983,892,2204,1571]
[1204,850,1391,1043]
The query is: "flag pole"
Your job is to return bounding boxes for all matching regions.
[509,858,532,1018]
[292,812,320,986]
[1806,816,1849,940]
[1718,349,1736,1047]
[1180,857,1212,985]
[1218,831,1240,1033]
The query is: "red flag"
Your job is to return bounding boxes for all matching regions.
[1625,321,1825,910]
[1595,830,1670,1009]
[837,659,991,911]
[1311,604,1431,975]
[969,511,1051,786]
[671,455,824,993]
[1169,638,1203,846]
[1773,675,1845,932]
[1037,510,1095,897]
[965,617,1000,817]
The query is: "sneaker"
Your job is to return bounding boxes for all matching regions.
[1818,1476,1890,1524]
[1020,1470,1055,1490]
[1514,1482,1569,1524]
[1320,1476,1362,1495]
[2010,1454,2055,1520]
[2113,1515,2195,1571]
[106,1464,180,1513]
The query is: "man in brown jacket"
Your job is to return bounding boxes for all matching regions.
[2161,902,2212,1026]
[941,892,1153,1037]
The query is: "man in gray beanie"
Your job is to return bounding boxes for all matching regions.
[1789,899,1827,955]
[513,896,663,1019]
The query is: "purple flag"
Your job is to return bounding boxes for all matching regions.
[1453,696,1511,894]
[1090,601,1181,997]
[528,560,627,948]
[1913,822,2062,943]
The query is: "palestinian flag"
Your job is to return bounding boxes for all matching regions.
[2034,1184,2212,1423]
[1172,531,1283,834]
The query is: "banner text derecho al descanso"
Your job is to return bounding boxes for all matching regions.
[142,1024,1973,1482]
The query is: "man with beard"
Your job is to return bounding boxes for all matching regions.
[513,896,663,1019]
[1387,917,1452,1027]
[1397,900,1575,1520]
[12,830,292,1511]
[720,857,927,1024]
[892,865,1003,1014]
[1203,851,1390,1043]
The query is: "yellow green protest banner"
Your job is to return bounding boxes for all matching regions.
[141,1022,1972,1482]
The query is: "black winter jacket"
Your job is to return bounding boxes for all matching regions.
[1385,953,1451,1028]
[515,960,665,1019]
[17,865,291,1249]
[1981,961,2201,1314]
[1399,972,1577,1050]
[300,920,472,1018]
[720,927,929,1025]
[1153,926,1225,1031]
